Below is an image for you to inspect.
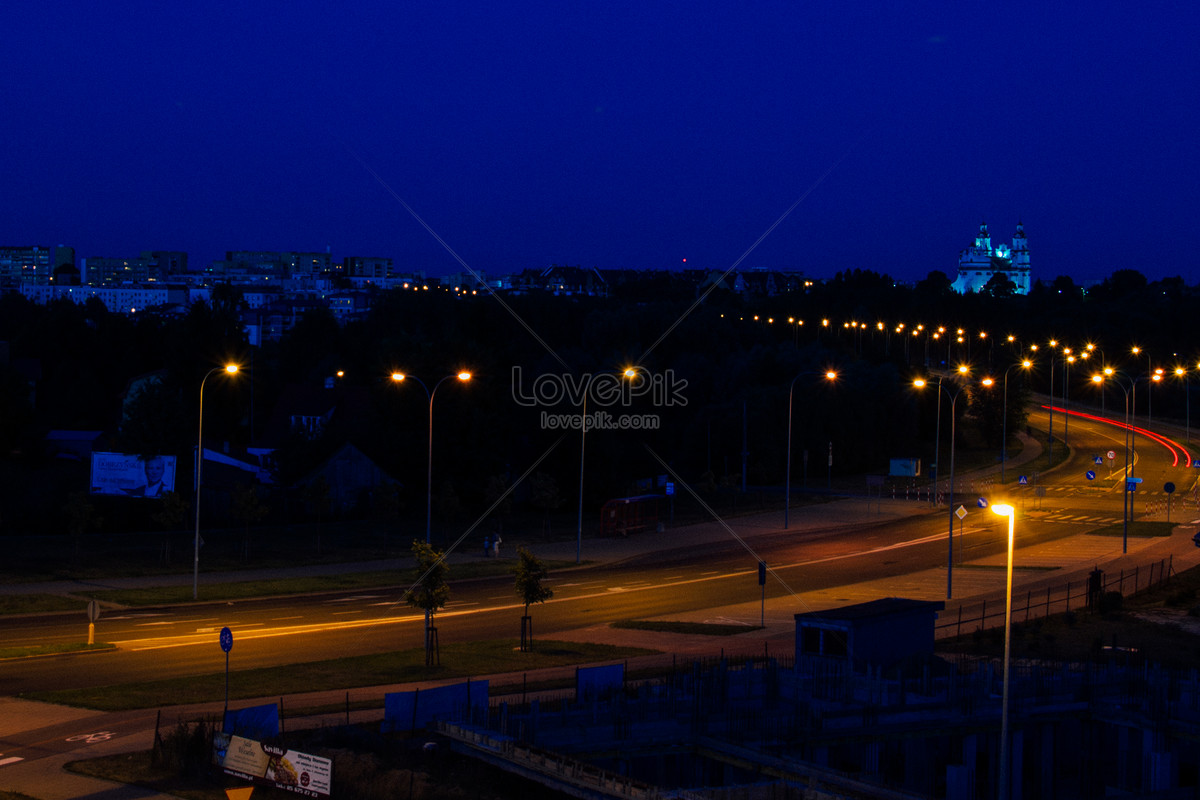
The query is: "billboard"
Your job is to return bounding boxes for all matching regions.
[212,732,332,797]
[90,452,177,497]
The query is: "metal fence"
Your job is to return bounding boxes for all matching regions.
[936,555,1175,638]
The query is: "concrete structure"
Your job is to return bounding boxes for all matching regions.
[795,598,944,670]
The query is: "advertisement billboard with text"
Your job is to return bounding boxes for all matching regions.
[90,452,177,497]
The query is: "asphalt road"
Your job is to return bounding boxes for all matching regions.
[5,403,1200,797]
[4,405,1198,695]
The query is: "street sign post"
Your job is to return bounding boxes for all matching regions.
[220,626,233,716]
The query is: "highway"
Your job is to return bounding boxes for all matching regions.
[1,405,1198,699]
[4,405,1200,796]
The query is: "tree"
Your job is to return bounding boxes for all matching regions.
[65,491,103,559]
[529,471,563,534]
[306,476,332,554]
[483,473,513,538]
[231,484,270,559]
[403,539,450,665]
[982,271,1017,298]
[513,547,554,651]
[151,491,190,564]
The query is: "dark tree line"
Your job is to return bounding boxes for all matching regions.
[0,265,1193,537]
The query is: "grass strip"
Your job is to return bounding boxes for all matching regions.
[1088,521,1175,538]
[955,565,1061,572]
[612,619,758,636]
[0,594,87,616]
[83,560,583,607]
[26,639,656,711]
[0,642,115,659]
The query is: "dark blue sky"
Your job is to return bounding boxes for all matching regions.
[4,2,1196,284]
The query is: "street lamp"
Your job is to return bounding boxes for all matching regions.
[391,371,471,544]
[1093,373,1134,553]
[991,502,1016,800]
[1063,352,1074,448]
[785,370,837,529]
[1001,359,1033,483]
[195,363,239,600]
[576,368,641,563]
[915,368,983,598]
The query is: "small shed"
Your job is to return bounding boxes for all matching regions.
[795,598,945,670]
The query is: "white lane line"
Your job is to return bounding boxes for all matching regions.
[331,610,363,615]
[0,756,24,767]
[271,616,304,621]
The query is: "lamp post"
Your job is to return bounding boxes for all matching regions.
[1001,359,1033,484]
[1063,352,1074,448]
[915,368,978,598]
[1093,373,1134,553]
[1132,346,1152,425]
[991,502,1016,800]
[391,371,471,544]
[1176,367,1191,444]
[1046,340,1058,462]
[195,364,239,600]
[785,370,837,529]
[576,368,641,563]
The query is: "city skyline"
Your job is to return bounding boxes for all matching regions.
[4,2,1197,284]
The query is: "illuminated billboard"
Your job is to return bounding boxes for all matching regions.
[90,452,178,497]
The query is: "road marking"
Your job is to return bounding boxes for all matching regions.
[66,731,115,744]
[271,615,305,621]
[331,610,364,615]
[0,756,24,767]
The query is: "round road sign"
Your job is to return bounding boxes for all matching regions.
[219,626,233,653]
[1107,450,1116,460]
[1165,482,1176,494]
[1086,470,1096,480]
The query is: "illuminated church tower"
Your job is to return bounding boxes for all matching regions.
[950,221,1032,295]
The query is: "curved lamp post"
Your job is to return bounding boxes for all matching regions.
[1000,359,1033,484]
[784,370,837,529]
[195,364,239,600]
[391,371,472,544]
[577,368,642,563]
[991,502,1016,800]
[915,367,982,598]
[1093,372,1136,554]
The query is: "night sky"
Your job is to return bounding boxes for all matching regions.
[4,2,1197,284]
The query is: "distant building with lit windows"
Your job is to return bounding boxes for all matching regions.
[950,221,1031,295]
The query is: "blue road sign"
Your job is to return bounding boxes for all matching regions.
[1018,476,1028,485]
[219,626,232,653]
[1126,481,1138,492]
[977,497,988,508]
[1194,459,1200,468]
[1094,456,1103,465]
[1086,470,1096,480]
[1165,482,1176,494]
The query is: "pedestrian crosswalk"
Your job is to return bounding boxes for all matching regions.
[1034,512,1120,526]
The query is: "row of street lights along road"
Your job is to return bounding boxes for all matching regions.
[192,351,1193,598]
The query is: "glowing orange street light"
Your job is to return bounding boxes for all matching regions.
[195,363,240,600]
